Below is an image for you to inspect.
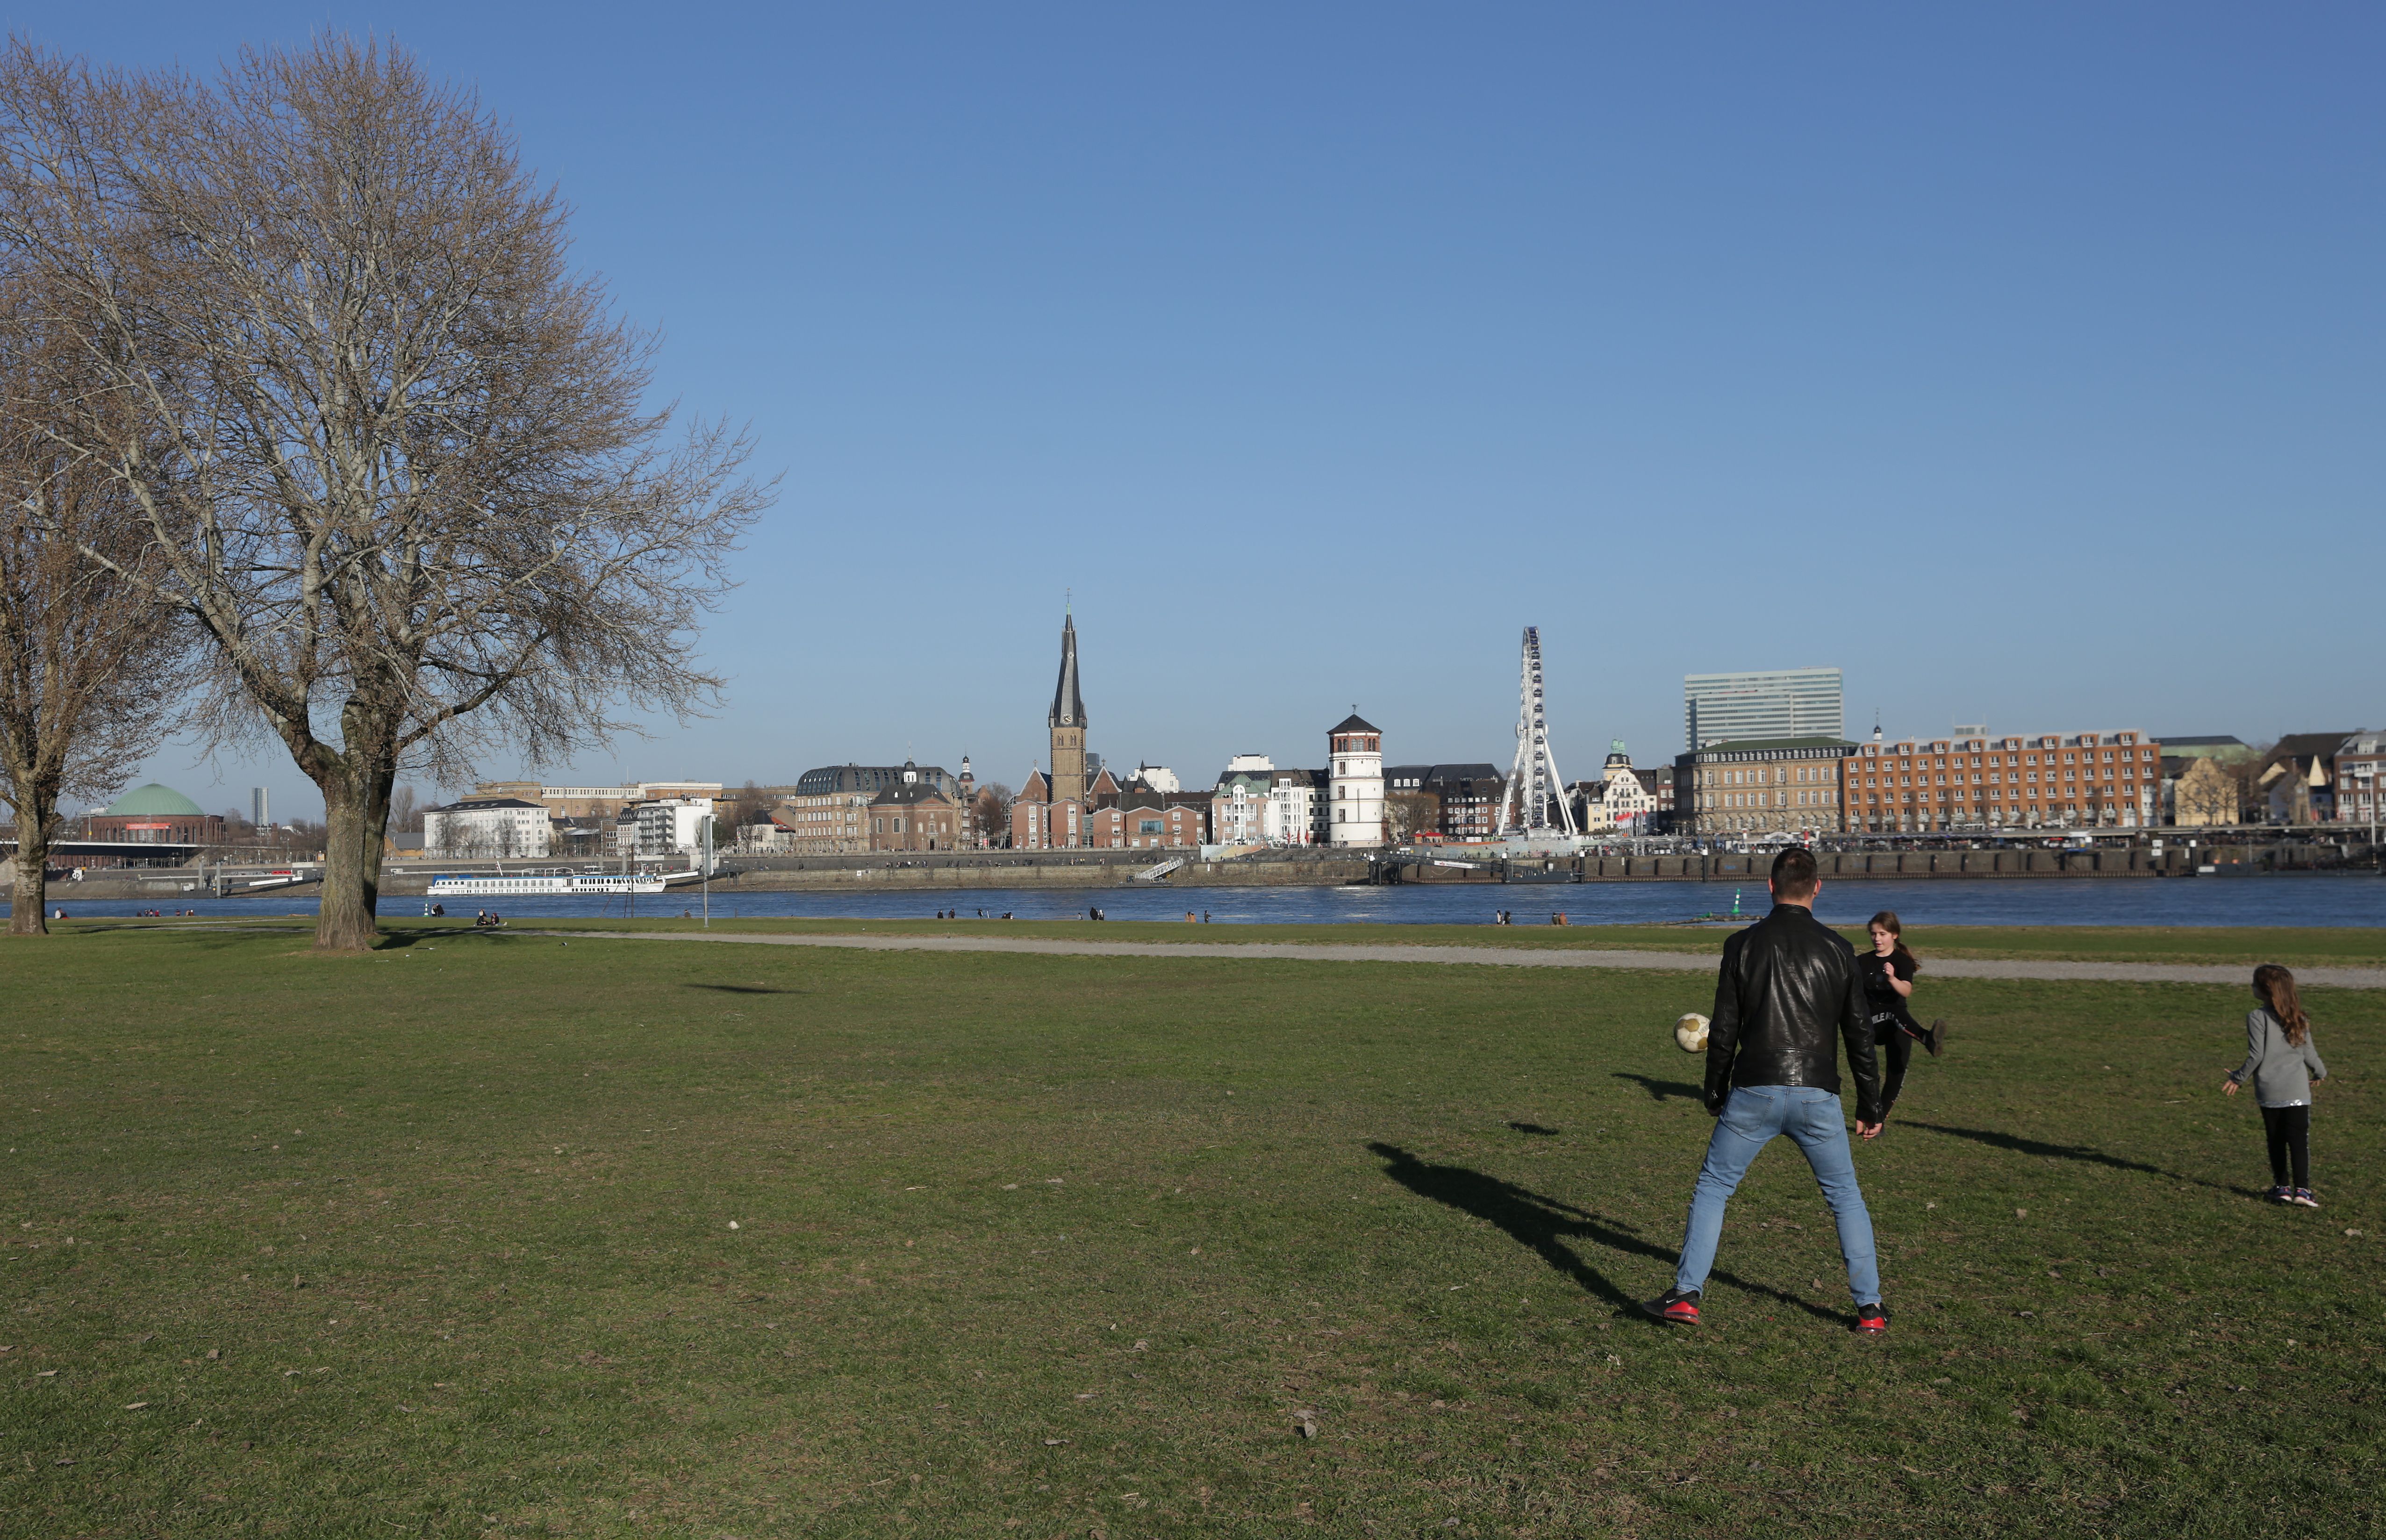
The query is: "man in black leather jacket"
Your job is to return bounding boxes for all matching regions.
[1644,847,1891,1334]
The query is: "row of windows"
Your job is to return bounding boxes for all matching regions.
[1860,767,2145,788]
[1862,747,2155,770]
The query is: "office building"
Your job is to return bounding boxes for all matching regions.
[1684,668,1843,750]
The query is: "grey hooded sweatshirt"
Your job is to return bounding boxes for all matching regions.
[2229,1009,2327,1108]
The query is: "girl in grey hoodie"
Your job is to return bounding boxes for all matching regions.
[2222,964,2329,1207]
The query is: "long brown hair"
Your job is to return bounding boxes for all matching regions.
[2254,964,2309,1046]
[1867,910,1917,967]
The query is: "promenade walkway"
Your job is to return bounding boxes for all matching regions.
[543,929,2386,990]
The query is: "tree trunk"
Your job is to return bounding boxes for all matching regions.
[8,797,50,935]
[313,760,395,952]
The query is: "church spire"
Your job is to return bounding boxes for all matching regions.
[1047,607,1088,811]
[1049,611,1085,729]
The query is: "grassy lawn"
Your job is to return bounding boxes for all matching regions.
[397,914,2385,971]
[3,924,2380,1537]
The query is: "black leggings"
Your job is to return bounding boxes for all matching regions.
[2261,1105,2311,1189]
[1872,1015,1913,1113]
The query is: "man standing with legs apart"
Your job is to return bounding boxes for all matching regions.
[1645,847,1890,1334]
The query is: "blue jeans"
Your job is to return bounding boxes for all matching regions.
[1674,1085,1881,1305]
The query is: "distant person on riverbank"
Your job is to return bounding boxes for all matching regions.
[2224,964,2329,1208]
[1859,911,1946,1120]
[1645,845,1888,1335]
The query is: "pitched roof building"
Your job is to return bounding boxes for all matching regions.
[2259,733,2355,825]
[867,768,967,852]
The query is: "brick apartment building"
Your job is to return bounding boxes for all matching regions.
[1842,731,2161,832]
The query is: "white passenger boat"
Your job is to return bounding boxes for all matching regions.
[426,867,702,897]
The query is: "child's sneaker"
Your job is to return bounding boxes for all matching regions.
[1924,1018,1949,1058]
[2264,1185,2291,1204]
[2290,1189,2320,1209]
[1640,1288,1701,1326]
[1855,1303,1890,1336]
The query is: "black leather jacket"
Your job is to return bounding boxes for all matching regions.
[1704,904,1883,1123]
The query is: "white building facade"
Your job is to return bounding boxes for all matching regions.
[424,796,552,859]
[1328,713,1385,848]
[1211,755,1275,845]
[631,796,716,859]
[1265,769,1321,845]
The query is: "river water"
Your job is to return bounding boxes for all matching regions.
[26,874,2386,929]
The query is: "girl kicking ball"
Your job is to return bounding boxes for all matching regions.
[2224,964,2329,1207]
[1859,911,1945,1119]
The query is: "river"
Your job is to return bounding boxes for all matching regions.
[25,873,2386,928]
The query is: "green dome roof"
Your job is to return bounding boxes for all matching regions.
[103,783,206,818]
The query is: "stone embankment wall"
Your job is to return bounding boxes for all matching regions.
[691,850,1376,893]
[9,837,2378,902]
[1404,842,2378,884]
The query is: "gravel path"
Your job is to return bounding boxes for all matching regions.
[538,929,2386,990]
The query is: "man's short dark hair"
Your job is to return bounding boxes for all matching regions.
[1770,846,1819,899]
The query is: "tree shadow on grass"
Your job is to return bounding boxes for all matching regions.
[1367,1143,1845,1326]
[687,983,798,995]
[1612,1072,1705,1103]
[1506,1121,1560,1136]
[1902,1122,2189,1182]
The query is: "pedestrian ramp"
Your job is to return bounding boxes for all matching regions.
[1134,857,1188,882]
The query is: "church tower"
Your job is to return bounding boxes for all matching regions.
[1048,609,1088,807]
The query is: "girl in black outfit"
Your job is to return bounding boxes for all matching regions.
[1858,910,1946,1118]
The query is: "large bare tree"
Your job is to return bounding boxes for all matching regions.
[0,39,770,949]
[0,276,188,934]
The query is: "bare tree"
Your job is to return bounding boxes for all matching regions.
[0,272,187,935]
[1384,791,1440,846]
[389,783,422,833]
[2172,757,2239,828]
[0,40,770,949]
[972,782,1013,845]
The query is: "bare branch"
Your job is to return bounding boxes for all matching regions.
[0,37,772,948]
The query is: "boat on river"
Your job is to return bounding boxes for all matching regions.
[426,868,702,897]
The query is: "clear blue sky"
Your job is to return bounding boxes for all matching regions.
[26,4,2382,817]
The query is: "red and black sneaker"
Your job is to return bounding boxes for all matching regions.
[1855,1303,1890,1336]
[1641,1288,1701,1326]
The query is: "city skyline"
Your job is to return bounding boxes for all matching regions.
[46,4,2381,818]
[116,601,2343,825]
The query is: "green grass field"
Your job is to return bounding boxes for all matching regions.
[3,923,2380,1537]
[446,914,2386,970]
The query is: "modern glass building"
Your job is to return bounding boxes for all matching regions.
[1684,667,1844,750]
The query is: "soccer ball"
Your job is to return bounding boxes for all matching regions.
[1674,1013,1710,1054]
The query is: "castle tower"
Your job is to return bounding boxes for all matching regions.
[1049,610,1088,807]
[1327,711,1384,848]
